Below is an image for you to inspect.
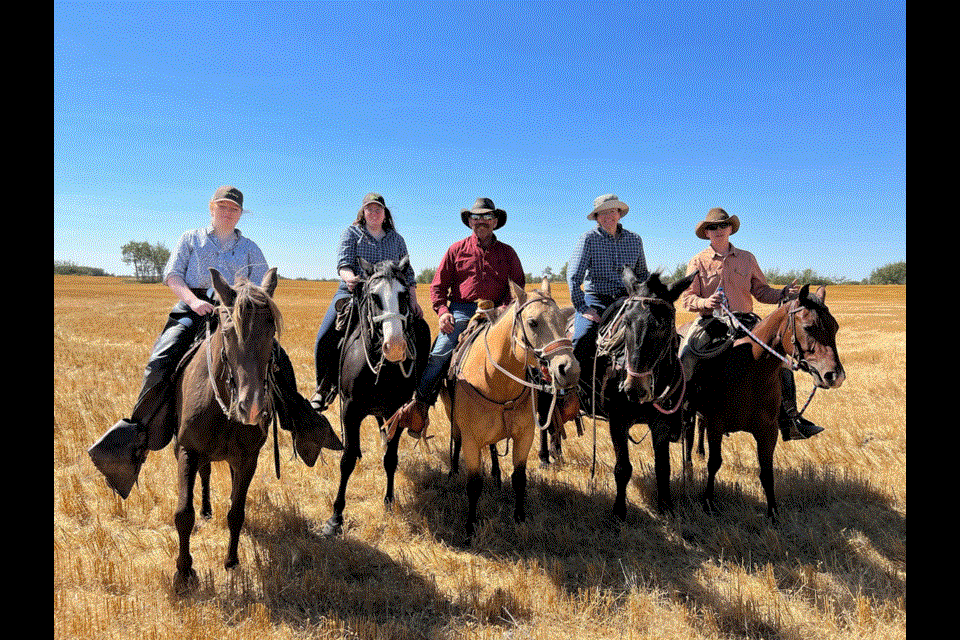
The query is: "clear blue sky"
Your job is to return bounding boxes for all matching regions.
[54,0,905,282]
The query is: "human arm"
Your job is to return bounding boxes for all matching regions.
[165,274,215,315]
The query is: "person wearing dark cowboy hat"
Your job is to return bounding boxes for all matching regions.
[567,194,649,355]
[311,192,424,412]
[680,206,822,440]
[387,197,525,438]
[88,186,340,499]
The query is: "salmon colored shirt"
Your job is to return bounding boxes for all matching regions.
[682,243,784,316]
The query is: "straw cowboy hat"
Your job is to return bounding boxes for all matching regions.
[695,207,740,239]
[461,197,507,229]
[588,194,629,220]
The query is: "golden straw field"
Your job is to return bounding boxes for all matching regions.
[54,276,905,640]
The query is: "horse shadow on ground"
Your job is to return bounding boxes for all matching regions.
[189,493,479,639]
[398,451,905,639]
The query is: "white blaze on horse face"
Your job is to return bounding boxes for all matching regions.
[373,276,407,363]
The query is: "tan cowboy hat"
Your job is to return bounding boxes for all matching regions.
[588,194,629,220]
[461,197,507,229]
[695,207,740,239]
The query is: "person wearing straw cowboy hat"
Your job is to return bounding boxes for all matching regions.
[679,206,822,440]
[387,197,525,439]
[567,194,649,355]
[88,185,341,499]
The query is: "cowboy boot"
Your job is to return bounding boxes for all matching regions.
[385,397,431,441]
[779,368,824,440]
[273,345,343,465]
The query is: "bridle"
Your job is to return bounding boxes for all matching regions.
[356,270,418,379]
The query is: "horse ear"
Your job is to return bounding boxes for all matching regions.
[359,257,375,276]
[816,285,827,302]
[261,267,278,297]
[665,271,696,303]
[398,256,410,272]
[210,268,235,306]
[509,279,527,305]
[622,266,639,293]
[540,277,551,297]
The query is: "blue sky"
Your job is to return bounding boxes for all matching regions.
[54,0,905,282]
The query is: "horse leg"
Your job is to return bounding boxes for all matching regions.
[703,419,724,515]
[199,460,212,520]
[173,448,200,594]
[489,444,501,489]
[461,438,483,544]
[224,456,258,570]
[538,428,551,467]
[609,417,632,521]
[383,416,401,509]
[323,404,361,537]
[650,419,674,514]
[449,433,461,478]
[756,426,779,521]
[511,425,535,525]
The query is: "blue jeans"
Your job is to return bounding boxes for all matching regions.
[571,292,620,350]
[416,301,477,404]
[314,284,352,388]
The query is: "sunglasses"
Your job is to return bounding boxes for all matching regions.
[470,213,497,221]
[705,222,731,231]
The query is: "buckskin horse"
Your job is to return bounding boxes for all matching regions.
[171,267,281,594]
[321,257,431,537]
[441,279,579,543]
[573,270,695,519]
[690,284,845,519]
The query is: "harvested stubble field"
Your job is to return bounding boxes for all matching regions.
[54,276,905,640]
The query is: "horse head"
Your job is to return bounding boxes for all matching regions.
[787,285,845,389]
[617,269,695,403]
[209,267,281,426]
[509,279,580,391]
[359,257,410,363]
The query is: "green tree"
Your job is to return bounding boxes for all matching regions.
[869,261,906,284]
[122,241,169,282]
[417,267,436,285]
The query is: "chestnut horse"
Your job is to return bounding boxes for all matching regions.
[172,267,281,594]
[690,285,845,519]
[321,258,431,537]
[442,279,580,543]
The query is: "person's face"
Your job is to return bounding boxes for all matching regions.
[210,200,242,229]
[596,208,622,234]
[469,212,496,240]
[363,202,386,229]
[705,222,732,245]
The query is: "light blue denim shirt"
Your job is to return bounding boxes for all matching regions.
[163,225,269,289]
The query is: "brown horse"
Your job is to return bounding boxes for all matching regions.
[691,285,845,519]
[442,279,580,543]
[171,267,281,594]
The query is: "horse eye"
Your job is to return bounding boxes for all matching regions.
[527,318,539,329]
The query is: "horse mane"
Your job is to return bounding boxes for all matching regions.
[230,277,283,339]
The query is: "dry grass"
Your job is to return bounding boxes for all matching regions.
[54,276,905,640]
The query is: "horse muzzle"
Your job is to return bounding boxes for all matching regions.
[810,364,846,390]
[544,353,580,391]
[620,367,655,403]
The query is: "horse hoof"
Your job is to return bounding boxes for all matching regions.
[321,516,344,538]
[173,568,199,595]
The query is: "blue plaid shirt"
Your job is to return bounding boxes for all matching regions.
[568,224,649,313]
[336,224,416,287]
[164,225,269,288]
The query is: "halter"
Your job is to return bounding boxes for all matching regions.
[205,300,276,434]
[478,293,574,430]
[355,271,418,380]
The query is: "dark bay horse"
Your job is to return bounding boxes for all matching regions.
[442,279,580,543]
[690,285,845,519]
[321,257,431,537]
[172,267,281,594]
[574,270,695,519]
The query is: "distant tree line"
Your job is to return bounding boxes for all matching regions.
[121,241,170,283]
[54,260,110,276]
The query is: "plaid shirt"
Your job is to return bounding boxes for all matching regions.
[336,224,416,287]
[164,225,268,289]
[568,224,649,313]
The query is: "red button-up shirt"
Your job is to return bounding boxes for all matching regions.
[430,233,525,317]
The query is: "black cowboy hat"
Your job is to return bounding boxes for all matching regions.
[460,197,507,230]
